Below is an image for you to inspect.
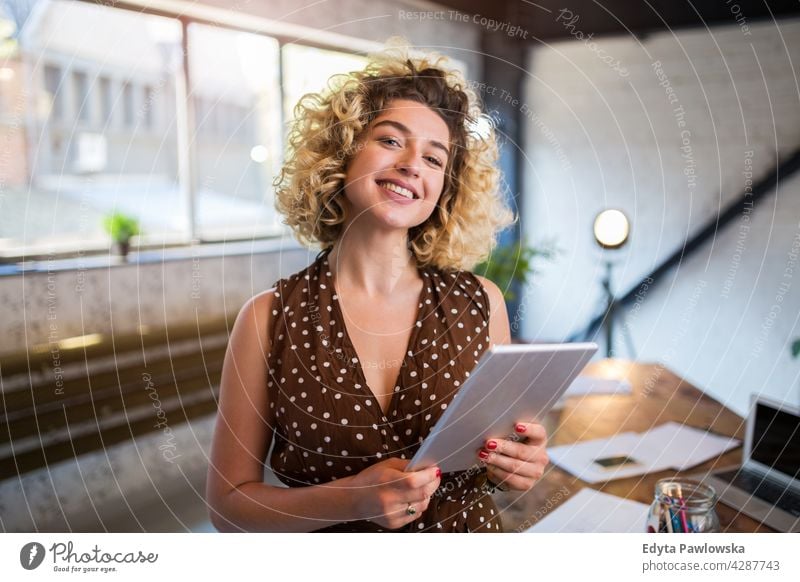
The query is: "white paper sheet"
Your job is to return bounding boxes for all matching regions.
[564,375,633,397]
[548,422,741,483]
[640,421,741,471]
[525,488,649,533]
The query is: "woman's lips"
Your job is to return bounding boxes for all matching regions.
[376,181,418,205]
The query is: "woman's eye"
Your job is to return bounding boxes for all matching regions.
[426,156,443,167]
[379,137,400,146]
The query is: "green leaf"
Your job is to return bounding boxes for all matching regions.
[474,239,558,302]
[103,212,141,243]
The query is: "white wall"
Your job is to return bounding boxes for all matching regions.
[520,18,800,415]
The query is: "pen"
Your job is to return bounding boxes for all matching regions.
[662,498,674,533]
[668,504,682,533]
[675,484,690,533]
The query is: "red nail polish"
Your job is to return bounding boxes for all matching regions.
[479,450,490,459]
[486,440,498,450]
[515,424,526,433]
[435,468,441,478]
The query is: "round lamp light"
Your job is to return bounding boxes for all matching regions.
[593,209,630,250]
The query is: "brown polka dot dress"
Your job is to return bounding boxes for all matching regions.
[266,248,503,532]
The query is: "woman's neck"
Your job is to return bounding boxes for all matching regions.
[327,230,418,298]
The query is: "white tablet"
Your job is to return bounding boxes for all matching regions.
[406,342,598,473]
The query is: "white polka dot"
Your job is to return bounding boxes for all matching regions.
[341,418,348,425]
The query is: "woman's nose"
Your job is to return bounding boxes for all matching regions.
[395,149,421,177]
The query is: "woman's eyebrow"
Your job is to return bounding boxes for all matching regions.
[372,119,450,157]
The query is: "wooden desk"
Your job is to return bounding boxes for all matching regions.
[495,359,774,533]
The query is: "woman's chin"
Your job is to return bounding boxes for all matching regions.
[350,207,425,231]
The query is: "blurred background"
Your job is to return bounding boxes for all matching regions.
[1,0,799,532]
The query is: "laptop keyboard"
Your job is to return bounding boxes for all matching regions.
[716,469,800,517]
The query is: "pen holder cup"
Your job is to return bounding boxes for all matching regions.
[646,478,720,533]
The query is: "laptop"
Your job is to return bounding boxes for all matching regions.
[702,395,800,532]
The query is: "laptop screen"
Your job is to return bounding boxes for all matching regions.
[750,402,800,480]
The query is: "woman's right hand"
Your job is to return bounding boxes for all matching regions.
[349,457,441,530]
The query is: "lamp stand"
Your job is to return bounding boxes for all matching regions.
[602,260,615,358]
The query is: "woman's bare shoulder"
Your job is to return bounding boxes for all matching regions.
[231,288,278,356]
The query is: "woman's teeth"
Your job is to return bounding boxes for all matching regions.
[378,181,416,199]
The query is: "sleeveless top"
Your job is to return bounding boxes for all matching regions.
[266,248,502,532]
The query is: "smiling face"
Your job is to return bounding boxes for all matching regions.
[341,99,451,231]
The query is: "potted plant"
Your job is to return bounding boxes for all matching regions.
[474,238,557,302]
[103,212,140,260]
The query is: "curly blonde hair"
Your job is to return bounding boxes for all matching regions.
[274,43,515,271]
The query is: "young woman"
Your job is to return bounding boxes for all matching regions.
[206,46,549,532]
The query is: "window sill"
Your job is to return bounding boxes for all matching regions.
[0,238,307,277]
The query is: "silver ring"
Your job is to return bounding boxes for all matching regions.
[406,503,417,516]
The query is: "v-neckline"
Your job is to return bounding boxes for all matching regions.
[323,251,428,418]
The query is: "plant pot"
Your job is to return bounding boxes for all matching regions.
[114,240,131,259]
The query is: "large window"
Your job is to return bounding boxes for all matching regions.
[1,0,185,254]
[281,44,367,123]
[188,23,283,239]
[0,0,372,260]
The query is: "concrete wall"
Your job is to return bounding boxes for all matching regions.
[520,17,800,415]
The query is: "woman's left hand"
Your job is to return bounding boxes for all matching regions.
[478,422,549,491]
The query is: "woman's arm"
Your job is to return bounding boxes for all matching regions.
[206,291,362,532]
[475,275,511,347]
[205,290,441,531]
